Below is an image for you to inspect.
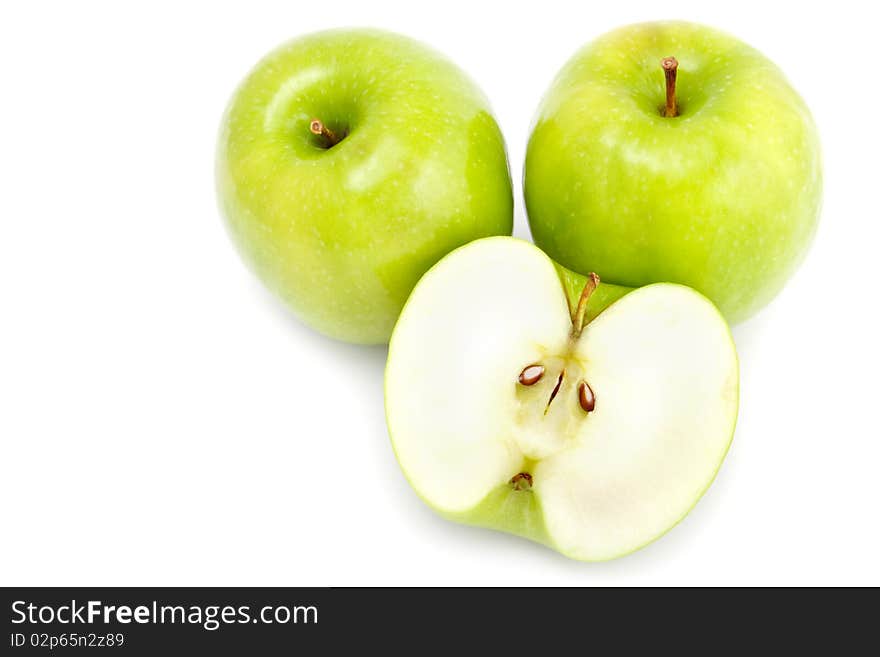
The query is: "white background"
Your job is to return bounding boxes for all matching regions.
[1,0,878,586]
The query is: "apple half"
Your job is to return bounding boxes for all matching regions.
[385,237,738,561]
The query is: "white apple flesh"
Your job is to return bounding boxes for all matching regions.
[385,237,738,561]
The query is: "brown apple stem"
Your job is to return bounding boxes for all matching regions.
[309,118,340,146]
[662,56,679,117]
[572,272,600,338]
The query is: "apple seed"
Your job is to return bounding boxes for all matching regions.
[544,370,565,414]
[518,364,545,386]
[578,380,596,413]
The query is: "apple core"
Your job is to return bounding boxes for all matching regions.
[512,275,601,463]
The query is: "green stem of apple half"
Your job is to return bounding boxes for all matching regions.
[554,264,632,327]
[571,271,600,338]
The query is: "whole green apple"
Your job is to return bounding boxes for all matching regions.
[525,21,822,323]
[217,29,513,343]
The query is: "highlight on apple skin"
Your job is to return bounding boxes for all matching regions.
[217,29,513,344]
[525,21,822,324]
[385,237,739,561]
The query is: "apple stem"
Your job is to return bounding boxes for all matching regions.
[309,118,341,147]
[662,57,679,118]
[572,272,600,338]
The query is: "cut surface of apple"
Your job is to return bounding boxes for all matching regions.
[385,237,738,561]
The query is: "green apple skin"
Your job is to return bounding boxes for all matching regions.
[217,29,513,343]
[525,21,822,324]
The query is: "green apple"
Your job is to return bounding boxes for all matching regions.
[217,29,513,343]
[385,237,738,561]
[525,21,822,324]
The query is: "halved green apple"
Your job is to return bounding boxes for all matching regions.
[385,237,738,561]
